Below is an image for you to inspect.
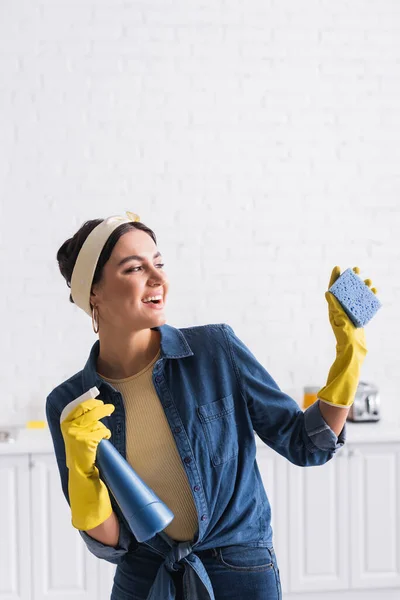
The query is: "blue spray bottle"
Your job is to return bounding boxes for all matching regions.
[60,387,174,542]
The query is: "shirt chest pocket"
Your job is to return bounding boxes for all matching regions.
[197,394,239,466]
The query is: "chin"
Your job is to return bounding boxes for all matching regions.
[155,314,167,326]
[145,309,166,323]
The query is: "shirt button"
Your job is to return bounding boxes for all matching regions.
[164,403,172,409]
[156,376,162,383]
[184,456,192,464]
[174,427,181,434]
[116,424,122,433]
[201,515,207,522]
[193,485,200,492]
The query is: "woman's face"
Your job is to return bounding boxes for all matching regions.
[90,229,169,330]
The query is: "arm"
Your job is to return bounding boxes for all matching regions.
[222,324,345,467]
[46,395,133,562]
[318,401,350,437]
[85,511,120,547]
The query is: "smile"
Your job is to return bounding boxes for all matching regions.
[142,296,165,310]
[142,294,163,304]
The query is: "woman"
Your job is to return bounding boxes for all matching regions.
[46,211,374,600]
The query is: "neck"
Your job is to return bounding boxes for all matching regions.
[96,327,161,379]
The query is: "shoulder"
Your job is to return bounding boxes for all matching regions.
[176,322,236,357]
[178,322,233,342]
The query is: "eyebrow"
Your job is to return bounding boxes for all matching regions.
[117,251,162,267]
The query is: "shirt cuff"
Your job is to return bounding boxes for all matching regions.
[79,517,134,564]
[304,400,347,452]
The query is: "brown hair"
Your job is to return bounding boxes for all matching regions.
[56,219,157,305]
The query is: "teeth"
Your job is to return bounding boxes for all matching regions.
[142,295,163,303]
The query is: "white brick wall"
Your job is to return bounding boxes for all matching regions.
[1,0,399,424]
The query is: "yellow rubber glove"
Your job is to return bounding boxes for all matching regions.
[317,266,377,408]
[60,399,115,530]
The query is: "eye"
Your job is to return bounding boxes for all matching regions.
[125,266,142,273]
[125,263,165,274]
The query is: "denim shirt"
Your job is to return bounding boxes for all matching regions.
[46,323,346,600]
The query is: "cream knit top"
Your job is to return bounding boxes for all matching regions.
[98,350,198,542]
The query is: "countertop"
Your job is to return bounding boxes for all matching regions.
[1,420,400,455]
[257,420,400,446]
[0,428,54,455]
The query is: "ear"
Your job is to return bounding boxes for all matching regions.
[89,283,101,307]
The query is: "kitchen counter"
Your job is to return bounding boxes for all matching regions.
[1,419,400,455]
[338,420,400,444]
[0,427,54,455]
[255,420,400,446]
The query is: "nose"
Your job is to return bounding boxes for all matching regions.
[148,265,167,287]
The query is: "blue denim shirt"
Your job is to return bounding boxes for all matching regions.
[46,323,346,600]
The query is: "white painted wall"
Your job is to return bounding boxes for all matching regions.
[1,0,399,424]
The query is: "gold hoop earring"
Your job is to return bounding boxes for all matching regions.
[92,305,99,334]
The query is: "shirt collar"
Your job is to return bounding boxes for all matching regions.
[81,324,194,390]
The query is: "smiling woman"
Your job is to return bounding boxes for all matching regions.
[47,210,357,600]
[57,216,161,310]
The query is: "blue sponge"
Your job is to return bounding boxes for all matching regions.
[328,268,382,328]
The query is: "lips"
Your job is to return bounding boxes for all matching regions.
[142,289,164,301]
[142,296,163,304]
[142,297,165,310]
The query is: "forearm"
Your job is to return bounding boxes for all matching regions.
[318,399,349,437]
[84,510,120,547]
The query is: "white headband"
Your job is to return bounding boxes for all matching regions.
[70,211,140,317]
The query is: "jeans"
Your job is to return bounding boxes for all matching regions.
[111,543,282,600]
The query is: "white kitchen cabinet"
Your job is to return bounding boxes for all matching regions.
[256,444,289,594]
[98,563,116,600]
[255,438,400,598]
[0,452,99,600]
[30,453,99,599]
[2,425,400,600]
[0,455,31,600]
[286,446,350,593]
[349,443,400,590]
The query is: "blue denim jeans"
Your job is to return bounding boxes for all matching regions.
[111,543,282,600]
